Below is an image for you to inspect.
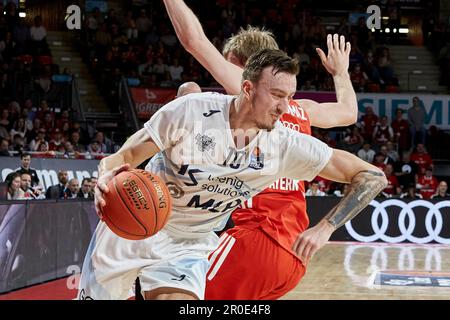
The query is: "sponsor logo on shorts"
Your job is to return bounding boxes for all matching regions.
[171,274,190,281]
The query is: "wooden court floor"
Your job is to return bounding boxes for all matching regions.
[281,242,450,300]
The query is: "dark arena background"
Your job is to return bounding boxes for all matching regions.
[0,0,450,303]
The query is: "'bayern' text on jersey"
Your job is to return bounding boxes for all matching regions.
[144,93,332,238]
[233,100,312,257]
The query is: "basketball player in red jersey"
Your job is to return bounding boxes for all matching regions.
[163,0,359,299]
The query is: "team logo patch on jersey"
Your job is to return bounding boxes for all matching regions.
[195,133,216,152]
[248,146,264,170]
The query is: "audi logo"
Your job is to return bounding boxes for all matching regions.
[281,121,300,131]
[345,199,450,244]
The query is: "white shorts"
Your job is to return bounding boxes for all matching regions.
[77,222,219,300]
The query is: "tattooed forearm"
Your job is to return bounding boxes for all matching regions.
[324,170,388,229]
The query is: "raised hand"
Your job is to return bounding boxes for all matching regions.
[316,34,351,77]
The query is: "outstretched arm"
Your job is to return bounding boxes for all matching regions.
[293,149,387,263]
[163,0,243,94]
[299,34,358,128]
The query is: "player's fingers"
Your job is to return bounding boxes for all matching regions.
[316,48,327,63]
[345,41,351,55]
[94,186,106,207]
[97,181,109,194]
[333,34,339,52]
[295,237,308,261]
[112,163,130,175]
[326,34,333,54]
[339,35,345,52]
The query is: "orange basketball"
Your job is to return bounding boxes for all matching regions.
[101,169,172,240]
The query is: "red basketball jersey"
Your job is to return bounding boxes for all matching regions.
[232,100,311,256]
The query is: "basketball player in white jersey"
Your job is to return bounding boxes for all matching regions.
[78,49,387,300]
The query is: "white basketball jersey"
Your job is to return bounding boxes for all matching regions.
[144,92,332,237]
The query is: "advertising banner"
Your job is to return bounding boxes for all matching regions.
[130,87,176,120]
[0,200,98,294]
[0,157,99,191]
[307,197,450,244]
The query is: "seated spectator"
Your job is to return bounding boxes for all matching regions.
[29,128,48,151]
[34,141,55,158]
[357,141,376,163]
[0,138,10,156]
[42,111,54,132]
[313,176,331,194]
[394,151,419,191]
[11,134,25,153]
[10,117,28,139]
[411,143,433,175]
[372,152,387,171]
[372,116,394,147]
[431,181,450,199]
[126,19,139,42]
[70,131,86,153]
[30,15,47,42]
[93,131,109,153]
[168,58,184,82]
[416,167,438,200]
[305,181,326,196]
[26,118,42,143]
[64,178,80,199]
[0,108,10,131]
[391,108,410,152]
[7,172,22,200]
[349,63,368,92]
[90,177,98,194]
[19,172,44,199]
[88,141,105,158]
[381,164,400,197]
[342,126,363,154]
[153,57,169,81]
[46,170,68,199]
[379,144,395,166]
[36,100,53,122]
[333,184,350,197]
[55,110,70,130]
[386,141,399,162]
[400,184,423,199]
[359,106,378,142]
[48,128,65,151]
[78,178,94,199]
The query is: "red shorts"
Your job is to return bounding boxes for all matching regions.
[205,227,306,300]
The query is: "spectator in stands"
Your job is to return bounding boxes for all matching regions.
[372,116,394,147]
[55,110,70,130]
[153,57,169,81]
[408,96,426,147]
[36,100,53,122]
[359,106,378,142]
[46,170,68,199]
[42,112,54,132]
[305,181,326,197]
[64,178,80,199]
[11,134,25,153]
[10,117,27,139]
[30,15,48,56]
[411,143,433,175]
[48,128,64,151]
[431,181,450,199]
[126,19,139,42]
[376,47,395,85]
[93,131,109,153]
[416,167,438,200]
[7,172,22,200]
[386,141,399,162]
[357,141,376,163]
[8,101,20,125]
[363,51,381,85]
[394,151,419,191]
[136,9,152,37]
[90,177,97,194]
[391,108,410,152]
[379,144,395,165]
[314,176,331,194]
[349,63,368,92]
[381,164,400,197]
[26,118,42,143]
[19,172,44,199]
[400,183,422,199]
[342,126,364,154]
[70,131,86,153]
[29,128,48,151]
[168,58,184,82]
[0,138,10,156]
[372,152,387,171]
[78,178,94,199]
[16,152,40,187]
[0,108,10,130]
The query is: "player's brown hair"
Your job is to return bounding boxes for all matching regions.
[242,49,299,83]
[222,26,279,66]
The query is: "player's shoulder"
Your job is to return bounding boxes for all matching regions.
[171,91,234,113]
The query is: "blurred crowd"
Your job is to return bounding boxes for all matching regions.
[2,152,96,200]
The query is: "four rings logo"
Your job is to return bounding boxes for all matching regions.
[281,121,300,132]
[345,199,450,244]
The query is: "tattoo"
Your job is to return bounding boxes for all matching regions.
[324,170,387,229]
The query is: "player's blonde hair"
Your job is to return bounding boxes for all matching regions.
[222,26,279,66]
